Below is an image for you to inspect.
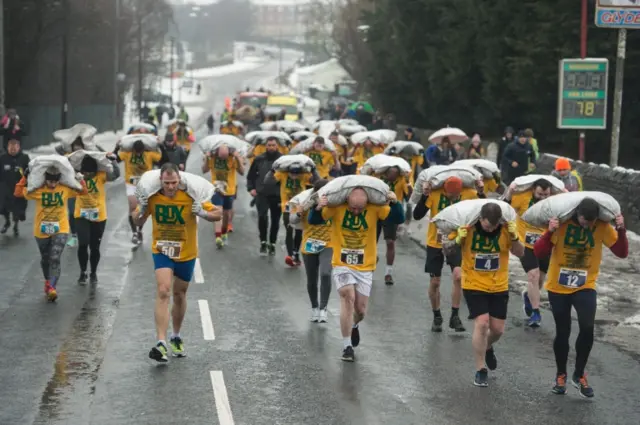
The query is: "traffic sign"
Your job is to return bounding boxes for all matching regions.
[595,1,640,29]
[557,58,609,130]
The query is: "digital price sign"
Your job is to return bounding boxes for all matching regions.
[557,58,609,130]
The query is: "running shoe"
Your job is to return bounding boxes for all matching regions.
[44,281,57,302]
[572,373,594,398]
[522,290,533,318]
[227,223,234,233]
[89,273,99,285]
[318,308,328,323]
[222,234,229,245]
[78,272,88,286]
[0,222,9,234]
[169,337,187,358]
[310,308,319,323]
[268,243,276,256]
[292,253,301,266]
[527,311,542,328]
[384,274,394,285]
[449,315,466,332]
[132,233,140,245]
[474,368,489,387]
[431,316,443,332]
[485,347,498,371]
[66,235,78,247]
[149,342,169,363]
[285,255,295,267]
[13,225,18,237]
[137,231,143,243]
[259,241,268,256]
[351,325,360,347]
[341,346,355,362]
[216,236,224,248]
[552,373,567,395]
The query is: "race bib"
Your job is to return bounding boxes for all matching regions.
[340,248,365,266]
[80,208,100,222]
[40,221,60,235]
[156,240,183,259]
[304,238,326,254]
[129,176,140,185]
[474,253,500,272]
[525,232,542,246]
[558,268,587,288]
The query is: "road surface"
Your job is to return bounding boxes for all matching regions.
[2,62,640,425]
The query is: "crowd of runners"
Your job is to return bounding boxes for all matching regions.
[0,112,628,399]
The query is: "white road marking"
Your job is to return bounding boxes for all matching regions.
[193,258,205,284]
[198,300,215,341]
[210,371,235,425]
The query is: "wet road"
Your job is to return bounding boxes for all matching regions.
[3,65,640,424]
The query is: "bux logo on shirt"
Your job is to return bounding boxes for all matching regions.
[309,152,323,165]
[285,177,302,190]
[214,157,229,170]
[130,155,146,165]
[564,224,595,249]
[41,192,64,207]
[86,178,99,194]
[155,205,185,225]
[437,194,456,211]
[470,231,501,253]
[341,210,368,231]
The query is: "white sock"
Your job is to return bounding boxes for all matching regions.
[343,338,352,348]
[157,340,167,347]
[352,323,358,329]
[171,332,180,339]
[385,265,393,275]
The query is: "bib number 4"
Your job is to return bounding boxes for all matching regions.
[474,253,499,272]
[156,241,182,259]
[341,249,364,266]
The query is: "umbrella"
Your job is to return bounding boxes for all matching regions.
[347,101,375,114]
[428,127,468,144]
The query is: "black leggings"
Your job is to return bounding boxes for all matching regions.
[256,195,281,244]
[282,212,302,256]
[548,289,597,378]
[76,219,107,274]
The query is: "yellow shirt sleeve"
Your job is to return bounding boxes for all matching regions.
[377,204,391,221]
[603,223,618,248]
[321,206,336,221]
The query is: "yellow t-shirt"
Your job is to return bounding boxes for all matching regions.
[354,145,384,173]
[306,149,335,179]
[221,126,241,136]
[118,151,162,184]
[74,172,108,221]
[322,204,391,271]
[425,188,478,248]
[300,210,333,255]
[379,174,409,201]
[143,190,215,262]
[544,220,618,295]
[409,155,424,186]
[484,178,499,194]
[460,225,513,293]
[23,186,80,238]
[273,171,313,212]
[510,190,547,249]
[207,156,240,196]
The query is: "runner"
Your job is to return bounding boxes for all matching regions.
[353,138,383,174]
[112,139,162,245]
[14,166,88,301]
[289,179,332,322]
[413,176,485,332]
[246,137,282,255]
[0,137,29,236]
[134,163,222,363]
[533,198,627,398]
[64,137,86,248]
[305,136,340,179]
[174,121,196,154]
[308,185,405,361]
[73,154,120,285]
[451,202,523,387]
[265,163,319,266]
[503,179,553,327]
[158,132,188,171]
[202,144,244,248]
[376,165,411,285]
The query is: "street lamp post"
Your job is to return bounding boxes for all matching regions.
[61,0,69,128]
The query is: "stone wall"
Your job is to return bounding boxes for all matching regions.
[535,153,640,233]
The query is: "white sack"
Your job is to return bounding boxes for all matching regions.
[259,122,279,131]
[135,170,215,205]
[291,131,316,142]
[119,134,159,152]
[289,138,336,154]
[245,131,290,146]
[67,150,114,173]
[316,175,390,207]
[276,121,306,133]
[360,154,411,176]
[272,154,316,173]
[199,135,247,154]
[287,189,314,229]
[511,174,565,194]
[384,141,424,157]
[339,124,367,136]
[27,155,82,192]
[369,129,397,144]
[521,191,621,228]
[351,131,386,145]
[453,159,500,179]
[432,199,517,235]
[54,124,99,152]
[221,120,244,128]
[411,165,482,203]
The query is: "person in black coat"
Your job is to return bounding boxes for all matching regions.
[0,137,30,236]
[501,130,536,184]
[497,126,515,170]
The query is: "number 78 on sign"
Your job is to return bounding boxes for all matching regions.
[557,58,609,130]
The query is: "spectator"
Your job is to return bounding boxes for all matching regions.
[431,136,457,165]
[524,128,539,161]
[206,114,215,135]
[497,126,515,168]
[467,134,486,159]
[0,136,29,236]
[1,109,26,152]
[404,127,420,143]
[501,130,536,184]
[551,157,583,192]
